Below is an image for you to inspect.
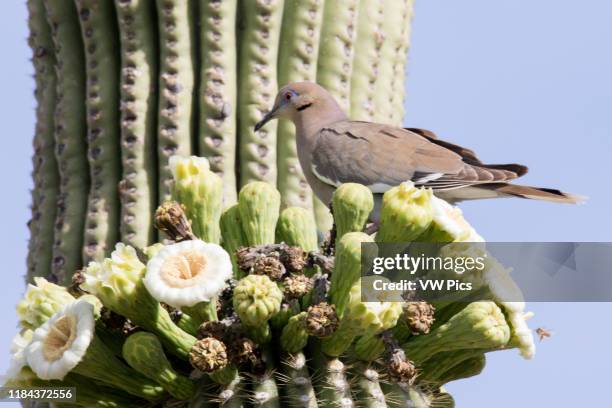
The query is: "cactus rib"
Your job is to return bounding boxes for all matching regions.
[372,0,414,125]
[75,0,121,263]
[198,0,238,206]
[44,0,90,285]
[26,0,59,282]
[115,0,158,249]
[156,0,195,201]
[390,0,415,125]
[353,365,387,408]
[276,0,325,211]
[279,352,318,408]
[349,0,385,121]
[237,0,285,186]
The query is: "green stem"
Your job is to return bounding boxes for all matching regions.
[115,0,158,249]
[74,336,166,400]
[75,0,121,263]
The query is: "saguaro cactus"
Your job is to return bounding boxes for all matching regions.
[26,0,416,282]
[16,2,544,407]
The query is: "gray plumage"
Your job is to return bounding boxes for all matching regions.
[255,82,583,219]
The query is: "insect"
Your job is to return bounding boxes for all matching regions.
[536,327,552,342]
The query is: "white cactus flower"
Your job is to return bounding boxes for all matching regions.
[16,277,75,329]
[506,310,536,360]
[429,196,484,242]
[4,330,33,382]
[144,240,232,308]
[25,300,95,380]
[81,243,146,304]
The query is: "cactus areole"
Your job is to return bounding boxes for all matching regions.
[10,1,537,406]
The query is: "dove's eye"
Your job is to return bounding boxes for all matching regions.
[284,92,293,101]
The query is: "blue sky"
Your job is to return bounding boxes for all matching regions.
[0,1,610,407]
[404,1,611,406]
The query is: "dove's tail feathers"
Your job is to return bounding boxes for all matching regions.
[479,183,586,204]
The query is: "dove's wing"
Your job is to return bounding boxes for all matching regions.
[310,121,525,193]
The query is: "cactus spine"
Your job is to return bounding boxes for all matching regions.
[238,0,285,187]
[44,0,89,284]
[198,0,238,206]
[115,0,158,249]
[156,0,195,201]
[276,0,325,211]
[76,0,121,263]
[27,0,59,282]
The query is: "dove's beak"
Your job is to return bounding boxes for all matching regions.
[254,105,279,132]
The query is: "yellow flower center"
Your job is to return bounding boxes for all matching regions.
[42,315,77,362]
[160,250,207,288]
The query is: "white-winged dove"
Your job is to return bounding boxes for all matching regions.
[255,82,583,220]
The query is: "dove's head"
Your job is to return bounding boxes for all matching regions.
[254,82,346,132]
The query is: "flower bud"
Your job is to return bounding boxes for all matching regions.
[376,182,433,243]
[238,182,281,245]
[233,275,283,326]
[332,183,374,239]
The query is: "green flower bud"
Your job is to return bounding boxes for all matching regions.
[233,275,283,326]
[16,277,75,329]
[281,312,309,353]
[123,332,195,400]
[276,206,319,252]
[82,244,197,360]
[332,183,374,239]
[329,232,375,318]
[238,182,281,245]
[170,155,223,243]
[220,204,247,277]
[403,301,511,365]
[376,182,433,243]
[322,278,402,356]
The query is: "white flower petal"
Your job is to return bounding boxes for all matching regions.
[145,240,232,308]
[25,300,95,380]
[5,330,33,381]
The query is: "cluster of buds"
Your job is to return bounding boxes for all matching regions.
[7,157,539,407]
